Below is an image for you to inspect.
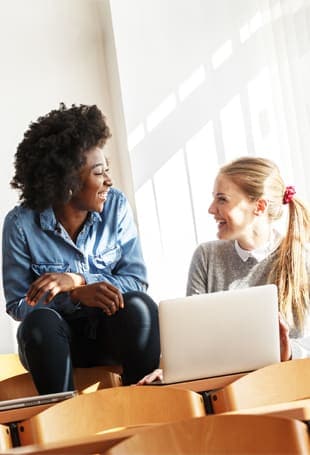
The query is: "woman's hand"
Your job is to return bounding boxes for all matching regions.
[279,313,292,361]
[137,369,163,385]
[26,272,85,306]
[71,281,124,316]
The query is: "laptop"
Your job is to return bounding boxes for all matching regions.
[0,390,77,411]
[158,284,280,384]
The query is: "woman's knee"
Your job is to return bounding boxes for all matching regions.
[17,308,69,345]
[118,293,160,384]
[122,291,159,327]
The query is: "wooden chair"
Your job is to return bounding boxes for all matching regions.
[224,398,310,421]
[0,426,144,454]
[0,366,122,401]
[0,349,122,401]
[16,386,206,446]
[0,354,27,381]
[105,414,310,455]
[210,358,310,413]
[3,426,153,454]
[0,423,12,452]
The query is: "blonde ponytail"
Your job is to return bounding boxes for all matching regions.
[270,197,310,330]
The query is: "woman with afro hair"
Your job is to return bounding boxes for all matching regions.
[2,103,160,392]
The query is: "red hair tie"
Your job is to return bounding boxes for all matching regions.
[283,185,296,204]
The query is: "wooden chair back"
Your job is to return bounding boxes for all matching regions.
[74,366,122,393]
[0,365,122,400]
[0,427,145,454]
[0,354,26,381]
[106,414,310,455]
[0,424,12,451]
[17,386,206,446]
[210,358,310,413]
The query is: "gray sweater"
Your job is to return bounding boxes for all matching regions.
[186,240,310,358]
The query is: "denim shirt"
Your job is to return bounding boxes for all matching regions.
[2,187,148,321]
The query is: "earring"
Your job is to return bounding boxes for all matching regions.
[69,189,73,198]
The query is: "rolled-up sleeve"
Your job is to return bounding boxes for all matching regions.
[2,211,35,321]
[83,192,148,292]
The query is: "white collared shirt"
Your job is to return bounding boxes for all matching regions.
[234,230,282,262]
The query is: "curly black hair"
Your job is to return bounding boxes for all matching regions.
[11,103,111,211]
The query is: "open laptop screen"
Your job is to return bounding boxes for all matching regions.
[159,284,280,384]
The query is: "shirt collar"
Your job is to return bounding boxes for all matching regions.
[39,207,101,231]
[234,230,281,263]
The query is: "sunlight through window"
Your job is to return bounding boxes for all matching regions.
[146,94,177,132]
[240,23,251,44]
[272,2,282,20]
[211,40,233,70]
[153,150,196,298]
[240,12,264,43]
[250,12,263,34]
[220,95,248,160]
[247,68,282,163]
[178,65,206,102]
[185,122,218,243]
[135,179,164,302]
[289,0,304,14]
[127,123,145,152]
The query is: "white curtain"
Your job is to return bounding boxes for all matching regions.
[257,0,310,199]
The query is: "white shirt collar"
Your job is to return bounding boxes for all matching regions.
[234,230,281,263]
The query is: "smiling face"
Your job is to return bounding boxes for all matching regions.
[208,173,259,247]
[71,146,112,213]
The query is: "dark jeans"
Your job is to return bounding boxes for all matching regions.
[17,291,160,394]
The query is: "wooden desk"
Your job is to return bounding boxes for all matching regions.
[1,425,154,454]
[223,398,310,421]
[0,403,56,425]
[163,372,246,392]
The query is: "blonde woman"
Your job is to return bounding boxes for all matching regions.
[140,156,310,384]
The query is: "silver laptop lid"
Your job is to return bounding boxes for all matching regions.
[159,284,280,384]
[0,390,77,411]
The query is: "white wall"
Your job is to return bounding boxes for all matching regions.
[108,0,310,302]
[0,0,123,353]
